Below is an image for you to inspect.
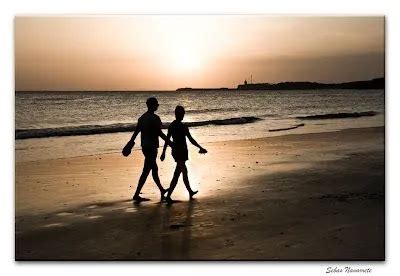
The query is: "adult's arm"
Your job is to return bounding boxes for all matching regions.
[129,122,141,142]
[160,129,172,161]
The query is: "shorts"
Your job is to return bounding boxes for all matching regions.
[172,147,188,162]
[141,147,158,160]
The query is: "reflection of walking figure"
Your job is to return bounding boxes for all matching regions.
[122,97,171,202]
[161,105,207,203]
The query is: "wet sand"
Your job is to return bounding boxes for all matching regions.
[15,127,385,260]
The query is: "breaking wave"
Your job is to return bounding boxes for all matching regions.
[296,111,377,120]
[16,116,262,140]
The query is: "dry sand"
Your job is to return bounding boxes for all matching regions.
[15,127,385,260]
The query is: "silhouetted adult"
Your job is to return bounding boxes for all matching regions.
[123,97,170,202]
[161,105,207,203]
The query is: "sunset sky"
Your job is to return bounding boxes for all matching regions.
[15,16,384,91]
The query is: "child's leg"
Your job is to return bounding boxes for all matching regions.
[166,164,182,199]
[181,162,197,197]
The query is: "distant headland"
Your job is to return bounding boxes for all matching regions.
[176,77,384,91]
[176,87,231,92]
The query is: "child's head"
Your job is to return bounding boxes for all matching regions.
[175,105,185,121]
[146,97,159,112]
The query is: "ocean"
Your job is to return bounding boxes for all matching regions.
[15,89,384,162]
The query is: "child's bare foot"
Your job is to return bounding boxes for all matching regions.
[165,197,175,205]
[189,190,198,199]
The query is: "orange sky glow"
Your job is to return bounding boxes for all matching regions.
[15,16,384,91]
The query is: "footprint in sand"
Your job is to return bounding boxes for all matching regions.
[56,212,73,217]
[42,222,67,228]
[87,215,102,220]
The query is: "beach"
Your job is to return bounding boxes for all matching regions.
[15,126,385,260]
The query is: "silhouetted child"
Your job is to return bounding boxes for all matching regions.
[160,105,207,203]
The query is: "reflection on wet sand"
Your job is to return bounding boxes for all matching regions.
[161,201,194,259]
[15,127,385,260]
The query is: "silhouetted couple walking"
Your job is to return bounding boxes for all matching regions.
[122,97,207,204]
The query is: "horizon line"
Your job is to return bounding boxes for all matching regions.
[15,76,384,93]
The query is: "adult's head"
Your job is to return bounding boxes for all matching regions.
[175,105,185,122]
[146,97,159,112]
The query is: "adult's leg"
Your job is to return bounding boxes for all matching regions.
[133,157,152,198]
[151,161,165,192]
[150,160,168,200]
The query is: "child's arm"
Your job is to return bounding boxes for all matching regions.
[160,129,172,161]
[186,128,207,154]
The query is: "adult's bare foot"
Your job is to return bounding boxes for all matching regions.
[160,188,169,201]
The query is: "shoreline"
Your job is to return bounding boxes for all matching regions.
[15,111,380,140]
[16,126,384,164]
[15,126,385,260]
